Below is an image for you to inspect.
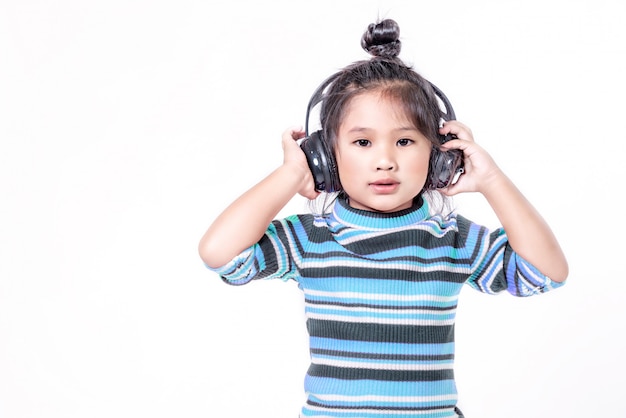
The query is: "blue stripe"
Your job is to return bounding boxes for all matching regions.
[303,375,458,399]
[302,278,463,297]
[309,337,456,356]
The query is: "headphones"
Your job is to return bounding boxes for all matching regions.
[299,74,464,193]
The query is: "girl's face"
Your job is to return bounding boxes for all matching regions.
[335,91,432,213]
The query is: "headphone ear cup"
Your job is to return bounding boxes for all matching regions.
[427,140,465,190]
[427,82,464,189]
[427,148,448,190]
[300,130,341,193]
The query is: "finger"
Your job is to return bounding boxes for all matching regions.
[303,190,321,200]
[439,138,470,152]
[283,126,306,141]
[439,120,474,142]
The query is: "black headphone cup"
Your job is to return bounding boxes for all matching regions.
[428,147,465,190]
[300,131,341,193]
[426,88,464,190]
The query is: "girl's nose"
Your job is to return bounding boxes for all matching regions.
[377,162,395,171]
[376,148,396,171]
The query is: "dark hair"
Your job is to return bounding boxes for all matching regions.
[320,19,444,160]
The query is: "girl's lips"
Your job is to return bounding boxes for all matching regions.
[369,180,399,193]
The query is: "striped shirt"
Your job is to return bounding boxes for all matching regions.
[208,197,564,417]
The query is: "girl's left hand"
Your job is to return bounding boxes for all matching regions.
[437,120,503,196]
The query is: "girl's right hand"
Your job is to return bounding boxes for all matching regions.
[281,126,320,200]
[199,127,319,268]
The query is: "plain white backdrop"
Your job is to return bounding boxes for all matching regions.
[1,0,625,417]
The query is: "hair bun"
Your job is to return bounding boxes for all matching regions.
[361,19,401,59]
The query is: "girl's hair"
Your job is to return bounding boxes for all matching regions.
[308,18,453,216]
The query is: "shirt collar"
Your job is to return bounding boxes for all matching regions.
[331,196,430,230]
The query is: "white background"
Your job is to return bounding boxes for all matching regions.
[1,0,625,417]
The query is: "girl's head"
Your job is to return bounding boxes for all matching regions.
[310,19,452,213]
[321,20,443,157]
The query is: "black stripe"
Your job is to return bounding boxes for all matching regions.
[305,298,457,311]
[342,229,466,255]
[463,219,487,262]
[301,249,473,266]
[482,242,506,293]
[465,226,508,293]
[301,266,468,283]
[307,364,454,382]
[306,399,456,412]
[504,245,546,296]
[256,216,311,279]
[307,319,455,344]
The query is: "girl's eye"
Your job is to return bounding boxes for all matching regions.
[355,139,370,147]
[397,138,414,146]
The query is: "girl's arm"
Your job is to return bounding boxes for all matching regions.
[198,127,318,269]
[440,121,568,283]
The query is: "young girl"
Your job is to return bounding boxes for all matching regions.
[198,19,567,418]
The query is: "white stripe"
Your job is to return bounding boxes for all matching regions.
[306,311,456,325]
[481,255,501,293]
[481,245,504,293]
[469,233,504,293]
[302,258,470,273]
[304,289,458,303]
[517,261,549,295]
[305,303,456,316]
[332,219,453,239]
[312,357,452,371]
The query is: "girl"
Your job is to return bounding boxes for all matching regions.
[198,19,567,418]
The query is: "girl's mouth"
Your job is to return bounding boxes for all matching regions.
[370,180,399,193]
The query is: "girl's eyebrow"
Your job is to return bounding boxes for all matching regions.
[345,126,371,134]
[345,126,418,134]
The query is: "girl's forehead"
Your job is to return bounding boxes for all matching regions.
[342,91,415,124]
[348,90,400,106]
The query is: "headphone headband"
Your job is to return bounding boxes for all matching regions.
[304,73,341,136]
[305,74,457,136]
[429,82,456,124]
